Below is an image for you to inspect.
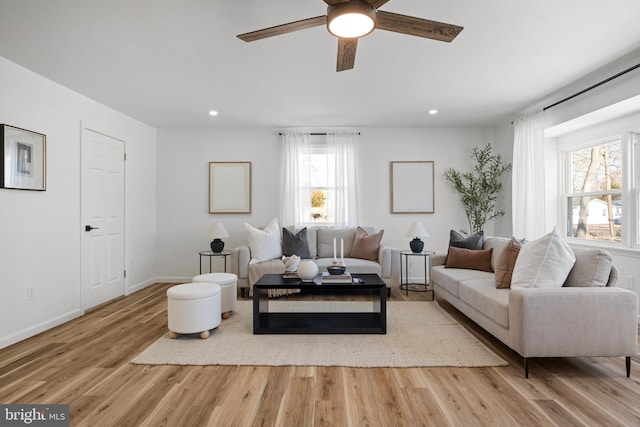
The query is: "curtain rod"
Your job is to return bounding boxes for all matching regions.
[278,132,360,136]
[543,62,640,111]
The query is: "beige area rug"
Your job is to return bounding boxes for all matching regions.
[132,301,507,368]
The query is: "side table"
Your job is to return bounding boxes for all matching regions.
[199,250,231,274]
[399,250,435,300]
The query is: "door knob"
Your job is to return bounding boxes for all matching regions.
[85,225,100,232]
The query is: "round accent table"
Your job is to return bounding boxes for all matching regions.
[399,250,435,300]
[198,250,231,274]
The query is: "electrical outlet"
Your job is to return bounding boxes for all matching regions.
[626,276,635,290]
[26,286,36,301]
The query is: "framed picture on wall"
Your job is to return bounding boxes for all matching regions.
[1,124,46,191]
[209,161,251,213]
[390,161,434,213]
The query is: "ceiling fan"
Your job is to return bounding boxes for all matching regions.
[237,0,463,72]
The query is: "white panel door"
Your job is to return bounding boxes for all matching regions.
[81,128,125,310]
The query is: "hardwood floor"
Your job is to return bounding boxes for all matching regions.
[1,283,638,426]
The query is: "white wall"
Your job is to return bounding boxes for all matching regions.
[155,127,495,279]
[156,128,281,279]
[0,57,157,348]
[357,127,497,252]
[491,122,514,237]
[506,48,640,318]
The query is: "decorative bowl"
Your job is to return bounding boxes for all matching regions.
[327,265,346,275]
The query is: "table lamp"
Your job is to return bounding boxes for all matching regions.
[208,223,230,253]
[405,222,430,253]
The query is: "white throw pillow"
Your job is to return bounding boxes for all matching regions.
[245,218,282,265]
[511,227,576,288]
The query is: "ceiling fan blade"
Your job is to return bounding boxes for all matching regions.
[368,0,391,8]
[323,0,349,5]
[376,10,463,42]
[237,16,326,42]
[336,38,358,72]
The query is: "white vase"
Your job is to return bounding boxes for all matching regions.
[297,260,318,281]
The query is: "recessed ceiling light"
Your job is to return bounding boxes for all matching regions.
[209,110,218,116]
[428,109,438,115]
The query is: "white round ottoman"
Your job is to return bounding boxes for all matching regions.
[192,273,238,319]
[167,282,221,339]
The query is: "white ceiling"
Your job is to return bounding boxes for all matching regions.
[1,0,639,129]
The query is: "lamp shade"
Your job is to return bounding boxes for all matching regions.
[208,223,230,239]
[405,222,430,238]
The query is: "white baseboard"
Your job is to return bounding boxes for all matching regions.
[126,277,158,295]
[0,309,83,350]
[0,277,197,350]
[126,277,192,295]
[152,276,193,284]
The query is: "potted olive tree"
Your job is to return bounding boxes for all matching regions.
[444,143,512,234]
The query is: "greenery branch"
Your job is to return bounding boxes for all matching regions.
[444,143,512,235]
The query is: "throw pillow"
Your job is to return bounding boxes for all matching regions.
[511,227,576,288]
[282,227,311,259]
[445,230,484,263]
[245,218,282,265]
[494,236,524,289]
[445,246,493,272]
[483,236,512,271]
[350,227,384,261]
[563,249,613,287]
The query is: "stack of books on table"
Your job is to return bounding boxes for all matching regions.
[321,271,352,284]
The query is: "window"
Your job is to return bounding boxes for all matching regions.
[562,131,639,247]
[280,131,358,228]
[565,138,622,242]
[305,143,333,224]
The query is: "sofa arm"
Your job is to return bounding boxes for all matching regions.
[509,287,638,358]
[430,253,447,267]
[230,245,250,280]
[379,245,392,278]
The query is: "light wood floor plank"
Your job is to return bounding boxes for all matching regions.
[0,282,637,426]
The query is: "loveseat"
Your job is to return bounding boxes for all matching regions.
[431,232,638,377]
[230,223,398,297]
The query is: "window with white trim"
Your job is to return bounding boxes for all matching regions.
[281,131,359,228]
[562,131,639,248]
[305,142,333,225]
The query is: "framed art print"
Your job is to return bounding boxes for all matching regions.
[1,124,46,191]
[209,161,251,213]
[391,161,434,213]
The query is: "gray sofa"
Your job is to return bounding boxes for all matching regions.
[230,226,399,296]
[431,236,638,377]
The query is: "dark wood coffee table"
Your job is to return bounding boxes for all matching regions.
[253,273,387,334]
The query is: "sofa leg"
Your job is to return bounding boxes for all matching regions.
[626,356,631,377]
[524,358,529,378]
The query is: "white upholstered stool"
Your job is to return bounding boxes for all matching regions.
[167,282,221,339]
[192,272,238,319]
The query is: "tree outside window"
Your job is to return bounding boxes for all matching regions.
[566,139,622,242]
[304,150,333,224]
[311,189,327,222]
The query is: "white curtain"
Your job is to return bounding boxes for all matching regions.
[512,111,546,239]
[327,131,359,226]
[280,131,311,228]
[280,130,359,228]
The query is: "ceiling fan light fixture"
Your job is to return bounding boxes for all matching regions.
[327,0,376,39]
